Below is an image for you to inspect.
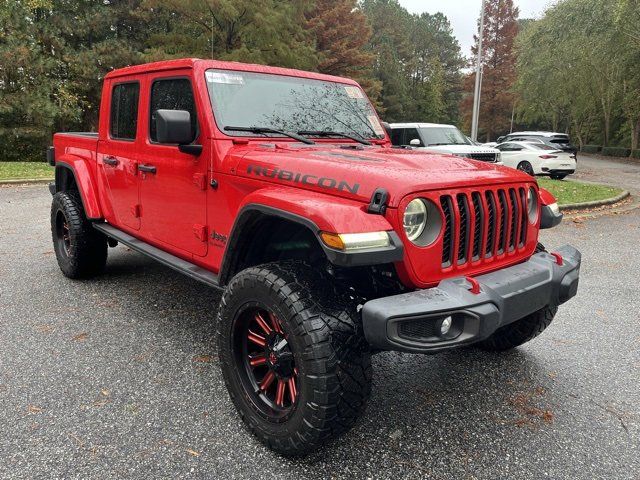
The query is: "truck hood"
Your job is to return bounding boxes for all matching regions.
[231,143,532,207]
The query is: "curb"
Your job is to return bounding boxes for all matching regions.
[0,178,53,186]
[559,190,630,211]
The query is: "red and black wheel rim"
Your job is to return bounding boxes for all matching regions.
[233,305,299,419]
[55,211,71,256]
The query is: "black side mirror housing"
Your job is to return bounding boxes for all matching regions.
[155,109,193,145]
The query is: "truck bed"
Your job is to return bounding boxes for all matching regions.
[52,132,99,165]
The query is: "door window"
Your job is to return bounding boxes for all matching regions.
[110,82,140,140]
[404,128,423,146]
[391,128,404,146]
[149,78,197,142]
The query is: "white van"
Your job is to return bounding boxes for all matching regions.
[390,123,502,164]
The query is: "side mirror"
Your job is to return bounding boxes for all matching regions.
[409,138,421,146]
[155,109,193,145]
[154,109,202,155]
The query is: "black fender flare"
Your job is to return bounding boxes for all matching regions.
[218,204,403,285]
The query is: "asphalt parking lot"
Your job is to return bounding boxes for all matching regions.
[1,156,639,479]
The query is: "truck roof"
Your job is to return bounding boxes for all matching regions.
[390,123,457,129]
[104,58,360,86]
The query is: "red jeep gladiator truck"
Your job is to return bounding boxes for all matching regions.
[47,58,580,455]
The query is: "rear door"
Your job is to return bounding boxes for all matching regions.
[98,80,142,230]
[497,142,526,168]
[137,73,208,257]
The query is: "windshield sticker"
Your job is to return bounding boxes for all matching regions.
[205,71,245,85]
[344,86,364,99]
[367,115,385,136]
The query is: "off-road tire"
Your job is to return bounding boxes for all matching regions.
[51,191,107,279]
[217,261,372,456]
[477,305,558,351]
[478,242,555,351]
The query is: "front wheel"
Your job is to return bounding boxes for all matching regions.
[217,262,371,456]
[517,161,535,176]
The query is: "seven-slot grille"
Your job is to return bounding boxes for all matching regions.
[440,187,529,267]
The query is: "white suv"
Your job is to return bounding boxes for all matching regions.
[390,123,502,163]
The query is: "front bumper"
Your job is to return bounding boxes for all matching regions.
[362,245,581,353]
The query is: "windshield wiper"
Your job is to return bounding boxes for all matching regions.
[224,126,314,145]
[297,130,372,146]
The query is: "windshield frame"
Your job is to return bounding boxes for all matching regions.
[204,68,385,142]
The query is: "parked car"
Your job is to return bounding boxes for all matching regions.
[496,141,577,179]
[390,123,502,163]
[47,58,580,456]
[497,131,578,158]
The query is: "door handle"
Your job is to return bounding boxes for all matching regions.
[138,164,157,174]
[103,156,119,166]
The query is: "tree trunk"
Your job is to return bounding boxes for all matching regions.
[632,118,640,152]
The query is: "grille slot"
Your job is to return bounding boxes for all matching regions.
[485,191,496,257]
[440,196,454,266]
[508,188,518,251]
[457,193,470,264]
[471,192,483,260]
[440,186,528,268]
[519,188,527,247]
[497,190,508,254]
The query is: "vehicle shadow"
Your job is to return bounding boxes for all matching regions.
[97,247,556,476]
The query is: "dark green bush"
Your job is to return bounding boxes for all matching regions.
[601,146,631,157]
[0,127,50,162]
[631,150,640,160]
[580,144,602,153]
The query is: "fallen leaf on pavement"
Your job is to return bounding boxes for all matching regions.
[193,355,212,363]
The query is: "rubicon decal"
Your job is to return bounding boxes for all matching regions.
[247,165,360,194]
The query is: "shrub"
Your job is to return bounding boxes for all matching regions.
[631,150,640,160]
[601,146,631,157]
[0,127,50,162]
[581,144,601,153]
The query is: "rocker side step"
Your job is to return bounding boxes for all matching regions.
[93,223,221,289]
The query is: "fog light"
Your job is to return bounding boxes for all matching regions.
[439,316,453,336]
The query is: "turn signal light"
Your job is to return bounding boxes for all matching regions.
[320,231,391,251]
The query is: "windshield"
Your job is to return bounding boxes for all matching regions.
[419,127,471,146]
[205,69,385,140]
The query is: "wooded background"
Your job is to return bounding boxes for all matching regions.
[1,0,639,161]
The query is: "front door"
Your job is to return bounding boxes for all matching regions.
[98,80,142,230]
[137,74,208,257]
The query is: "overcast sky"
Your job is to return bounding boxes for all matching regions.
[398,0,556,56]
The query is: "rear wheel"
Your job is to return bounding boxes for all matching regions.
[217,262,371,456]
[51,191,107,279]
[517,161,535,176]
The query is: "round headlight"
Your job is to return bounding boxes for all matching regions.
[527,187,539,223]
[404,199,427,242]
